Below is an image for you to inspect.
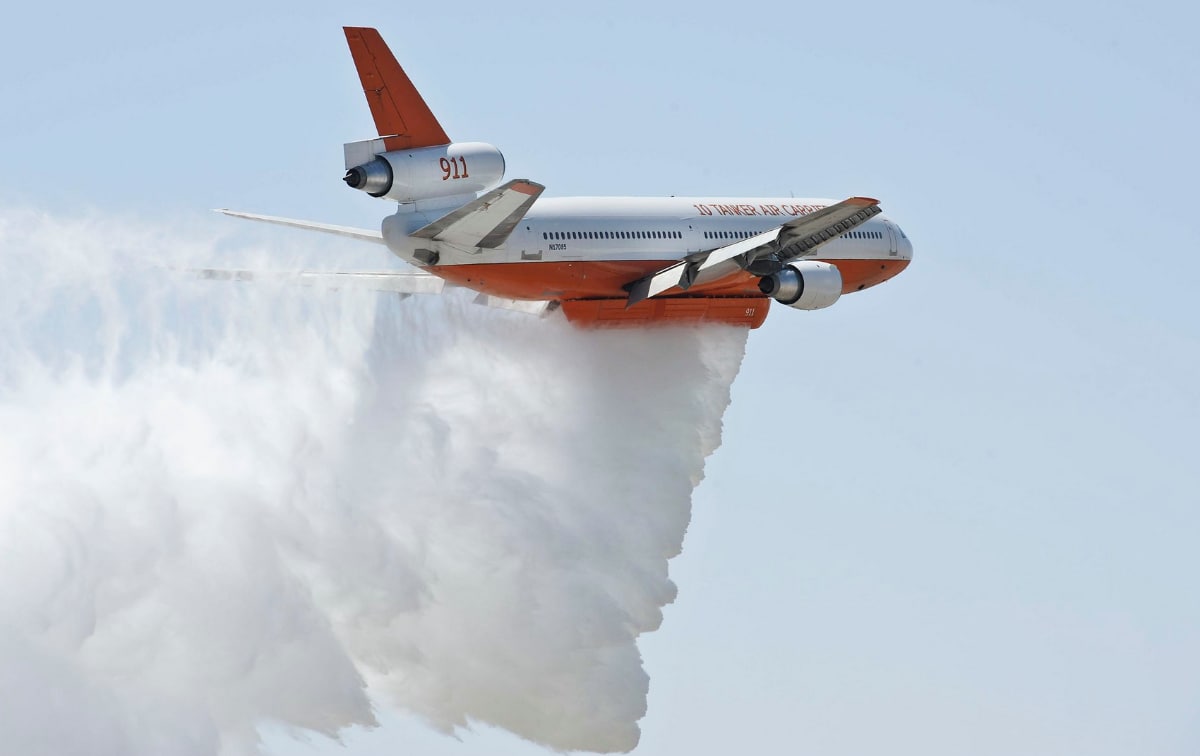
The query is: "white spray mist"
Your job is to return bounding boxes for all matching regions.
[0,208,748,754]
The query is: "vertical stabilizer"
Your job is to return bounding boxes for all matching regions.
[343,27,451,150]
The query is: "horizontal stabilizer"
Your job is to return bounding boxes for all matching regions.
[410,179,545,250]
[215,209,385,245]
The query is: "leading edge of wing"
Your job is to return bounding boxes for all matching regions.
[215,209,386,245]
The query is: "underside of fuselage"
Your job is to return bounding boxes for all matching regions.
[423,258,908,328]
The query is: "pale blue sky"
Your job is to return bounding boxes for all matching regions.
[2,1,1198,754]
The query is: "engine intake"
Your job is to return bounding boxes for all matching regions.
[758,261,843,310]
[343,157,393,196]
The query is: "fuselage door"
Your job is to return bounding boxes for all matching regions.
[885,221,899,257]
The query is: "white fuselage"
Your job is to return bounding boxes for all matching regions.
[384,196,913,267]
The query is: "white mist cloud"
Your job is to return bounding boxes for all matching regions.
[0,208,747,755]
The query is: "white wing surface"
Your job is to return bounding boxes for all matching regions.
[193,268,446,293]
[625,196,881,306]
[194,268,555,316]
[410,179,545,250]
[215,209,385,245]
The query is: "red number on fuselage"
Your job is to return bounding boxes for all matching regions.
[439,156,470,181]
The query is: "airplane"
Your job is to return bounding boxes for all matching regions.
[215,26,912,328]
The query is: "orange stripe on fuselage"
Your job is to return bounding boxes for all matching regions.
[426,258,910,301]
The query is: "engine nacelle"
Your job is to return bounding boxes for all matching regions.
[758,261,843,310]
[343,141,505,203]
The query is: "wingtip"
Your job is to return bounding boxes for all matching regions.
[512,180,546,196]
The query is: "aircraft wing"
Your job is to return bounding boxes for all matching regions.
[193,268,556,316]
[215,209,386,245]
[410,179,545,250]
[625,196,881,306]
[193,268,446,293]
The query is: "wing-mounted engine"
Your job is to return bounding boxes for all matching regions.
[343,139,505,204]
[758,261,843,310]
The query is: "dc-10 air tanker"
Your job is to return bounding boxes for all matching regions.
[216,27,913,328]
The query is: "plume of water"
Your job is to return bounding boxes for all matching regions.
[0,208,747,754]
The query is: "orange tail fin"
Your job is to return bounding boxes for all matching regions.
[343,27,451,150]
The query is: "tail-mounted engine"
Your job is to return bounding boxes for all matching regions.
[758,261,843,310]
[342,138,505,203]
